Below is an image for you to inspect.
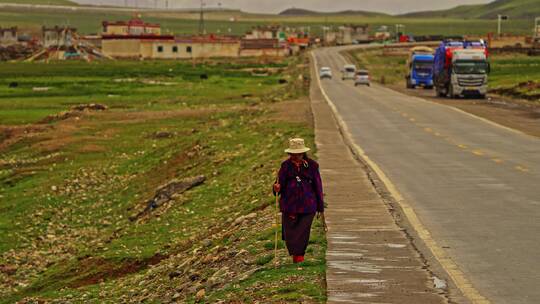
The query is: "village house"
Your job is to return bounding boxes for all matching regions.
[244,26,283,40]
[102,18,290,59]
[148,35,241,59]
[102,17,161,36]
[0,27,18,47]
[42,26,77,48]
[336,24,370,45]
[239,38,289,57]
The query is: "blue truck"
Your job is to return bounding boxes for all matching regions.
[406,47,434,89]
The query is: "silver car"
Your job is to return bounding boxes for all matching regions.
[354,70,370,86]
[320,67,332,79]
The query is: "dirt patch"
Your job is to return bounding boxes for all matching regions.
[0,125,52,152]
[78,144,106,153]
[67,254,167,288]
[266,98,314,128]
[98,108,219,124]
[491,81,540,101]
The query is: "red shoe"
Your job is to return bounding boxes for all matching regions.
[292,255,304,263]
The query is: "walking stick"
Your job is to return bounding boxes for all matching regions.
[274,192,280,267]
[273,170,281,268]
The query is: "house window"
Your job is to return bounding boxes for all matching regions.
[186,46,192,53]
[157,46,163,53]
[172,46,178,53]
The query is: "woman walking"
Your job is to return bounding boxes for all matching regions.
[273,138,325,263]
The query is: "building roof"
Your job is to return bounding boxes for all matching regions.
[175,35,240,44]
[103,18,160,29]
[0,27,17,34]
[102,35,174,41]
[42,26,77,33]
[241,38,284,50]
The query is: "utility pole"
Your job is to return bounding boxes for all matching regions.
[497,14,508,37]
[198,0,206,35]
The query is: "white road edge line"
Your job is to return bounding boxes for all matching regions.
[311,51,491,304]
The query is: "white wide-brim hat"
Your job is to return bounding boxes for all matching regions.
[285,138,311,154]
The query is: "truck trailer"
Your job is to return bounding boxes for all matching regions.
[433,40,490,99]
[406,46,434,89]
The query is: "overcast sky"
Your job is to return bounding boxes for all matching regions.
[75,0,493,14]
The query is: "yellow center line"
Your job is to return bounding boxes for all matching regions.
[409,118,416,122]
[472,150,485,156]
[458,144,468,149]
[491,158,504,164]
[515,166,529,173]
[424,128,433,133]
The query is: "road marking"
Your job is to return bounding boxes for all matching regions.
[401,113,409,117]
[424,128,433,133]
[409,118,416,122]
[434,132,442,137]
[458,144,468,149]
[376,82,535,140]
[472,150,485,156]
[515,165,529,173]
[491,158,504,164]
[312,51,491,304]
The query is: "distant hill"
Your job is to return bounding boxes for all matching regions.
[402,0,539,19]
[279,7,388,17]
[0,0,77,5]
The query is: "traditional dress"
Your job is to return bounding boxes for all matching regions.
[276,157,324,261]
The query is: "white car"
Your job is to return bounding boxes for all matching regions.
[341,64,357,80]
[354,70,370,86]
[320,67,332,79]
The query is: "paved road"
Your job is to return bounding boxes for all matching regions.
[314,46,540,304]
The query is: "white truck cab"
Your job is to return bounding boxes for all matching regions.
[450,49,489,98]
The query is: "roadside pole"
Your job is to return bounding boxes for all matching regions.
[497,15,508,37]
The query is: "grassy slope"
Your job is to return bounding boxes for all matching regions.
[0,58,326,303]
[0,0,77,5]
[403,0,540,19]
[0,6,533,36]
[347,48,540,100]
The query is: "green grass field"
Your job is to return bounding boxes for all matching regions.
[348,48,540,100]
[0,57,326,303]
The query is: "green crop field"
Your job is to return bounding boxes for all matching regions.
[347,48,540,101]
[0,57,326,302]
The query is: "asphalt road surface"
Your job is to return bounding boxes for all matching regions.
[314,46,540,304]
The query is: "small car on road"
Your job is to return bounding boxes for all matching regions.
[341,64,357,80]
[354,70,370,86]
[319,67,332,79]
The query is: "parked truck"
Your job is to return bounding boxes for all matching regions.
[433,40,490,99]
[406,46,434,89]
